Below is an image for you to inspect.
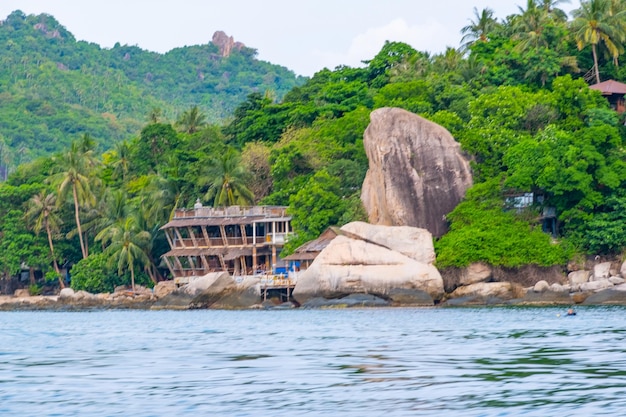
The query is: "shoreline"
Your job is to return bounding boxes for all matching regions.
[3,290,626,311]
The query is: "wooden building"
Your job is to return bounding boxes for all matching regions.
[160,202,292,283]
[282,227,338,270]
[590,79,626,113]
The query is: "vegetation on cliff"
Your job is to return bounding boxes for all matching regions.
[0,10,303,169]
[2,0,626,291]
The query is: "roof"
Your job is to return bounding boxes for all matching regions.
[589,79,626,95]
[281,227,339,261]
[163,246,272,258]
[160,216,266,229]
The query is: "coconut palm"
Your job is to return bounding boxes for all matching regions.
[96,215,151,293]
[25,191,64,287]
[50,140,98,259]
[110,140,131,182]
[460,7,499,52]
[176,105,207,134]
[571,0,626,83]
[539,0,571,21]
[201,148,254,207]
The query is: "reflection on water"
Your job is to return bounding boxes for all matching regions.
[0,307,625,416]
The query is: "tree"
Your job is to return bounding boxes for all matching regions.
[110,140,131,182]
[95,215,151,292]
[25,191,64,286]
[50,140,98,259]
[176,105,207,134]
[571,0,626,83]
[460,7,499,52]
[201,148,254,207]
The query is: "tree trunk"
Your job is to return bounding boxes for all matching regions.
[130,264,136,293]
[45,221,64,289]
[73,183,88,259]
[592,43,600,84]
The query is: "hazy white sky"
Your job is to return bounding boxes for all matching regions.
[0,1,580,76]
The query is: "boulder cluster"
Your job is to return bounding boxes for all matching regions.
[440,260,626,306]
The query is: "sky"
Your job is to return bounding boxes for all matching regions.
[0,0,581,77]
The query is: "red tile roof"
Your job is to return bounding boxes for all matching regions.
[589,79,626,95]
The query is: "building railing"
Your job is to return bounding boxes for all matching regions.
[173,233,292,248]
[173,205,288,219]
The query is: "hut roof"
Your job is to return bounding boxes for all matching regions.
[590,79,626,95]
[281,227,339,261]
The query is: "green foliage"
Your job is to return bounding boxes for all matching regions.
[70,252,124,293]
[0,10,304,168]
[285,170,345,252]
[435,182,571,268]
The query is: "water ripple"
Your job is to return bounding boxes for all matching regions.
[1,307,626,416]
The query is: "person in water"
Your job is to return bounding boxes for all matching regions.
[566,308,576,316]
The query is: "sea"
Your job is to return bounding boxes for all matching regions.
[1,306,625,416]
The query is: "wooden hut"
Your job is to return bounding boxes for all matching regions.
[281,227,339,271]
[589,79,626,113]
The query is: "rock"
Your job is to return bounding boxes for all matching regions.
[14,289,30,298]
[583,289,626,305]
[519,290,572,305]
[571,292,591,304]
[609,276,625,285]
[74,290,95,301]
[293,224,444,304]
[212,31,245,57]
[360,107,472,237]
[340,221,435,264]
[580,279,613,292]
[449,282,517,300]
[182,272,231,297]
[593,262,612,280]
[154,280,178,298]
[533,280,550,293]
[301,294,391,308]
[621,261,626,278]
[386,288,434,306]
[59,288,75,299]
[208,277,262,309]
[568,270,590,286]
[459,263,492,286]
[550,283,569,293]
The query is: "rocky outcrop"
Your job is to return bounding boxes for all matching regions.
[211,31,245,57]
[152,272,267,310]
[360,108,473,237]
[292,222,443,305]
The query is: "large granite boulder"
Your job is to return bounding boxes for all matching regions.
[152,272,265,310]
[292,222,443,305]
[360,107,472,237]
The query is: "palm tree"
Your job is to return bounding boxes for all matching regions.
[148,107,162,124]
[50,140,98,259]
[201,148,254,207]
[539,0,571,21]
[96,215,151,293]
[25,191,64,287]
[176,105,207,134]
[460,7,499,52]
[513,0,550,51]
[110,140,131,182]
[571,0,626,83]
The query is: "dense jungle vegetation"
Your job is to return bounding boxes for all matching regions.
[0,10,304,168]
[2,0,626,293]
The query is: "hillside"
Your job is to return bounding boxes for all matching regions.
[0,10,305,167]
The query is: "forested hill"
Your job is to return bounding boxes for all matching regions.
[0,10,305,166]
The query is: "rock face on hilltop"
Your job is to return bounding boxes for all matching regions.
[212,31,245,57]
[361,107,473,237]
[292,221,444,306]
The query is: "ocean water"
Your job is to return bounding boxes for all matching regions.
[0,307,625,416]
